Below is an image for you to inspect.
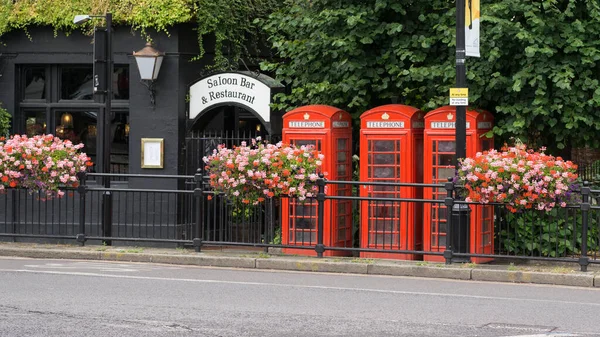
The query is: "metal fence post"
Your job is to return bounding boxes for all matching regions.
[102,189,113,246]
[315,174,326,258]
[76,172,87,246]
[193,169,203,253]
[11,189,18,242]
[443,177,455,265]
[579,181,591,272]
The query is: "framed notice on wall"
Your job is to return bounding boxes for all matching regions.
[141,138,164,169]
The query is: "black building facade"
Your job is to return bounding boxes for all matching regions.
[0,23,283,190]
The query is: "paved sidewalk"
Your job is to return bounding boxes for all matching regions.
[0,242,599,288]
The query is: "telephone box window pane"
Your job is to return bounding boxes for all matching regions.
[481,139,492,151]
[295,218,315,229]
[374,154,394,165]
[438,220,447,234]
[483,206,491,219]
[438,235,447,247]
[23,67,46,100]
[25,111,46,136]
[337,164,346,176]
[296,232,316,243]
[338,228,346,241]
[437,168,455,182]
[373,140,395,152]
[61,66,93,100]
[438,154,454,166]
[337,151,347,162]
[337,138,347,150]
[294,139,317,150]
[438,206,447,221]
[438,141,456,152]
[374,167,394,179]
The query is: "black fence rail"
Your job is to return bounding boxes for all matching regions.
[577,161,600,185]
[0,173,598,271]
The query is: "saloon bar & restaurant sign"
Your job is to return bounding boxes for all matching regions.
[189,72,273,127]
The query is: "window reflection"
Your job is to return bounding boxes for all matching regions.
[55,111,98,164]
[110,111,129,173]
[61,66,94,100]
[24,67,46,100]
[113,66,130,100]
[53,110,130,174]
[25,111,46,136]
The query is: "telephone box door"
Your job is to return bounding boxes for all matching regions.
[361,136,405,255]
[283,135,326,251]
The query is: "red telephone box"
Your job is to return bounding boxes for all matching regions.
[423,106,494,263]
[281,105,353,256]
[359,104,424,260]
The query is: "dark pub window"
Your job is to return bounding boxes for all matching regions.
[23,66,46,100]
[61,66,94,100]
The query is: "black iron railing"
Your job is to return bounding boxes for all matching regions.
[0,173,598,271]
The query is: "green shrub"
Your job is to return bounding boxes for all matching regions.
[497,208,599,257]
[0,102,11,137]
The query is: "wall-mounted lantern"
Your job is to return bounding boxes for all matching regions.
[133,43,164,107]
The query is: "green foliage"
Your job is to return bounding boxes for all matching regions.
[261,0,600,154]
[260,0,418,120]
[0,0,194,38]
[498,208,599,257]
[0,0,277,71]
[196,0,281,69]
[0,102,12,137]
[271,225,281,245]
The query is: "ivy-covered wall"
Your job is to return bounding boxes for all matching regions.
[0,0,280,70]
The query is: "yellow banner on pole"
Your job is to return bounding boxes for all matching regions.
[465,0,480,57]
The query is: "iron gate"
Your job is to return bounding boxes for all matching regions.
[182,130,278,244]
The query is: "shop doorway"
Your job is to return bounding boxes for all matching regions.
[184,104,270,176]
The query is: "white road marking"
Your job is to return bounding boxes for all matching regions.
[505,333,580,337]
[20,261,182,273]
[1,268,599,308]
[23,264,139,272]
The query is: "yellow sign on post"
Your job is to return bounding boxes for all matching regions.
[450,88,469,106]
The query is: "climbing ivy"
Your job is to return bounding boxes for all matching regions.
[0,0,277,70]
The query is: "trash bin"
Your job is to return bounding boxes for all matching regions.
[451,203,470,262]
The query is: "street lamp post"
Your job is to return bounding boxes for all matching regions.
[455,0,467,166]
[74,13,113,245]
[451,0,470,263]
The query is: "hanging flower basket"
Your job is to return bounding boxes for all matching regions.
[457,143,579,212]
[0,134,92,198]
[203,138,325,206]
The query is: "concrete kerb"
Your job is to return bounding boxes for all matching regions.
[0,247,101,261]
[368,263,472,280]
[0,245,599,288]
[256,258,369,274]
[472,269,595,288]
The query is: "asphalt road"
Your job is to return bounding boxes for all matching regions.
[0,257,598,337]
